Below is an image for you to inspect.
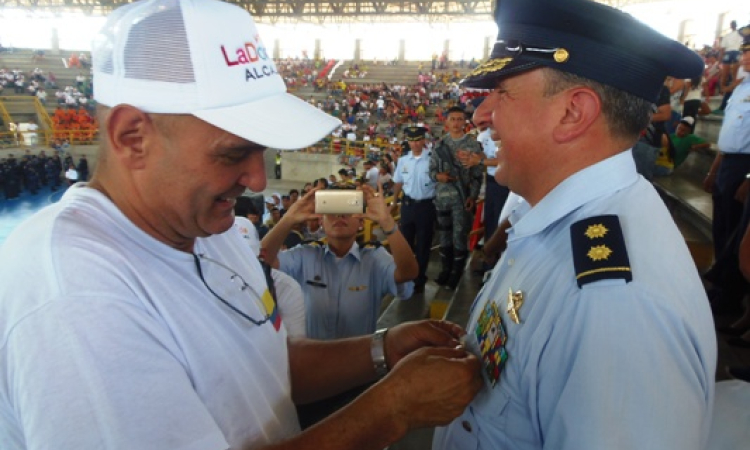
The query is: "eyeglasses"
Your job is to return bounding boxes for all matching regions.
[192,253,272,327]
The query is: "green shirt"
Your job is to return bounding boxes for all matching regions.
[670,134,706,168]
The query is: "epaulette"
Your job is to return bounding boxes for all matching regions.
[570,215,632,288]
[303,239,325,247]
[359,240,382,249]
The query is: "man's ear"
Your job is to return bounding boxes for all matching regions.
[552,87,601,143]
[104,105,154,170]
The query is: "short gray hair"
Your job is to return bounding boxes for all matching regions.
[541,68,653,143]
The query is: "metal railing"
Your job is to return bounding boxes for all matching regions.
[0,129,99,149]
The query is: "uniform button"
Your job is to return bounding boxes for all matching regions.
[508,258,515,266]
[462,420,473,433]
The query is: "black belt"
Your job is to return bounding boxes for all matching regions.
[403,196,434,206]
[722,153,750,160]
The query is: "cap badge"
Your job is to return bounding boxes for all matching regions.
[553,48,570,63]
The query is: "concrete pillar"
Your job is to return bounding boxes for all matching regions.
[483,36,491,60]
[354,39,362,62]
[716,13,728,43]
[314,39,321,60]
[273,39,281,60]
[443,39,450,61]
[51,27,60,54]
[678,19,692,47]
[398,39,406,63]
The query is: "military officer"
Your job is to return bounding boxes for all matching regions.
[432,0,717,449]
[261,184,418,339]
[429,106,484,289]
[392,126,436,293]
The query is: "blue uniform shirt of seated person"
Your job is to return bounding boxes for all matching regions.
[278,240,412,340]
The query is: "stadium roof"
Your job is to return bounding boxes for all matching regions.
[0,0,670,23]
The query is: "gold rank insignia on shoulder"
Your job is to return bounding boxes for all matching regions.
[348,285,368,291]
[570,215,632,288]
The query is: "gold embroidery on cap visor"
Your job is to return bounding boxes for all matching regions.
[467,57,514,78]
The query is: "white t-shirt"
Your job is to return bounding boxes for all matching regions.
[0,186,299,450]
[722,30,743,52]
[476,128,499,177]
[234,217,307,338]
[365,166,380,188]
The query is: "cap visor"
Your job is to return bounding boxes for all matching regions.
[193,92,341,150]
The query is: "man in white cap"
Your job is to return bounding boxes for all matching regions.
[0,1,481,449]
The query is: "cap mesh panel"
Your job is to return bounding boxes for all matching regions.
[123,0,195,83]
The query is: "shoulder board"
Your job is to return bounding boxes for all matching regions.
[302,239,325,247]
[359,240,382,249]
[570,215,632,288]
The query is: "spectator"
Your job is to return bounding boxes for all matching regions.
[429,106,483,289]
[0,2,481,450]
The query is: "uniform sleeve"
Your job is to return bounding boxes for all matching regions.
[393,159,404,184]
[5,299,229,450]
[538,284,713,450]
[468,139,484,199]
[370,247,399,297]
[277,245,307,283]
[429,143,441,181]
[271,269,307,338]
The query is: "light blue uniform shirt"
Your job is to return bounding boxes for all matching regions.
[393,152,436,200]
[433,151,717,450]
[278,242,401,339]
[718,76,750,154]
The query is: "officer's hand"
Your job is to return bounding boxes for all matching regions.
[436,172,455,183]
[703,172,716,194]
[735,179,750,204]
[284,187,322,224]
[464,198,475,212]
[378,346,482,429]
[384,320,465,368]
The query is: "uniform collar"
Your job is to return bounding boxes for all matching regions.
[324,240,361,261]
[510,150,639,239]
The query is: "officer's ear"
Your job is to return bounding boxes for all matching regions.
[104,104,154,170]
[552,86,601,144]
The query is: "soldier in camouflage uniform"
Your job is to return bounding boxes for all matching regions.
[429,106,484,289]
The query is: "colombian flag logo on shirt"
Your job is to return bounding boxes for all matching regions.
[261,289,282,331]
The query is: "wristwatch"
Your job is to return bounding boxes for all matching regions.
[370,328,389,378]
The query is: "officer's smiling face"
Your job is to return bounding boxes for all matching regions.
[139,114,267,244]
[472,68,561,203]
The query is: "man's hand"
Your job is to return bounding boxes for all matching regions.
[377,346,482,429]
[360,184,394,229]
[436,172,455,183]
[703,173,716,194]
[464,197,475,212]
[457,150,483,168]
[383,320,465,368]
[735,179,750,204]
[283,187,322,225]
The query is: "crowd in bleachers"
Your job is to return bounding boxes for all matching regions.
[275,57,329,88]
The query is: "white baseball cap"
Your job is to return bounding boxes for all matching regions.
[92,0,340,150]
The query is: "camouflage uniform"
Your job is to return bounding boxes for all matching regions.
[429,133,484,288]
